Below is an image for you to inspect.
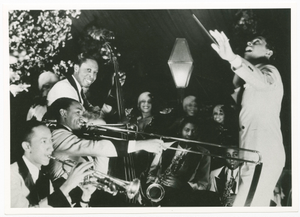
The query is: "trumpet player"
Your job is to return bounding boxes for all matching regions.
[10,120,96,208]
[145,117,220,206]
[45,97,164,185]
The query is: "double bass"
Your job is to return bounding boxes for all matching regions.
[94,30,140,205]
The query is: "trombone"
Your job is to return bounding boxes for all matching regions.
[48,155,140,199]
[83,124,262,165]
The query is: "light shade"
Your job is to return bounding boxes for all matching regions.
[168,38,193,88]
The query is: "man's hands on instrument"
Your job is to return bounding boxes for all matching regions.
[79,180,97,202]
[160,175,183,189]
[209,30,236,62]
[136,139,165,154]
[60,161,94,196]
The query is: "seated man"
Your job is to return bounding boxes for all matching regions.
[46,97,163,182]
[145,117,220,206]
[10,120,95,208]
[209,146,241,206]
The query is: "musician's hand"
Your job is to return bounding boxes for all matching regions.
[146,175,157,184]
[79,180,97,202]
[224,194,236,207]
[91,106,101,113]
[209,30,236,62]
[161,176,183,189]
[60,162,94,195]
[136,139,164,154]
[118,71,126,86]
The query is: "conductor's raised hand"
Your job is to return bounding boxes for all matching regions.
[209,30,236,62]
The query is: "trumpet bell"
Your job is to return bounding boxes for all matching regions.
[126,178,141,199]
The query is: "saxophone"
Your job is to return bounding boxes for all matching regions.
[146,149,187,203]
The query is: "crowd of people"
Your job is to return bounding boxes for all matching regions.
[9,27,290,208]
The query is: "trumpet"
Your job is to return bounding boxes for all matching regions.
[48,155,140,199]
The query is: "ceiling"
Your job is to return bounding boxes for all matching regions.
[63,9,291,109]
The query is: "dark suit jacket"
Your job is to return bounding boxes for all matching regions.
[150,142,211,190]
[10,157,71,207]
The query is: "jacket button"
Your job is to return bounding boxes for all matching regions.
[241,126,245,129]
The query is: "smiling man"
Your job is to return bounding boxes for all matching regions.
[46,53,113,120]
[47,53,98,108]
[47,97,164,182]
[209,30,285,206]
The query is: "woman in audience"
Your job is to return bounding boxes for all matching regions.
[166,95,203,137]
[126,91,165,179]
[204,104,239,170]
[128,91,164,135]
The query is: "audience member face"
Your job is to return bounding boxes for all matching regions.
[62,101,85,130]
[185,101,198,117]
[213,105,225,125]
[24,125,53,169]
[244,36,273,61]
[9,55,21,83]
[181,122,196,140]
[73,58,99,88]
[225,148,240,170]
[138,94,152,114]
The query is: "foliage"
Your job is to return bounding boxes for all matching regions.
[78,23,120,65]
[9,10,81,80]
[231,9,259,55]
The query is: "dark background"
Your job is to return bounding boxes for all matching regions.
[59,9,291,168]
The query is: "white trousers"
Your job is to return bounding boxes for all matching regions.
[233,128,286,206]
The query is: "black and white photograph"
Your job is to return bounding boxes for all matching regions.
[3,1,298,216]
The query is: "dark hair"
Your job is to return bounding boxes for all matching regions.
[45,97,79,121]
[253,31,277,62]
[74,52,99,66]
[212,104,236,126]
[178,116,200,137]
[21,120,47,142]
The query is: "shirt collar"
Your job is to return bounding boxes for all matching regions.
[225,167,239,180]
[22,155,40,183]
[72,75,82,93]
[61,124,72,132]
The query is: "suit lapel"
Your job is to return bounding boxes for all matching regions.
[17,158,39,206]
[66,75,82,104]
[215,166,227,195]
[17,158,50,206]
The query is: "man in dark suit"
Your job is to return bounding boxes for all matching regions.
[209,147,241,206]
[10,120,95,207]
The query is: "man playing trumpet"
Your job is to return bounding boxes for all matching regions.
[10,120,96,208]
